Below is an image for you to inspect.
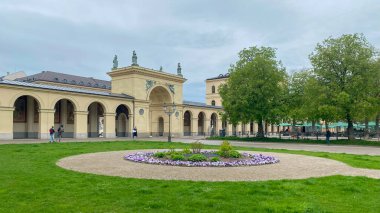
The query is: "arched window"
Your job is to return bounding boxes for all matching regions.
[212,85,215,93]
[211,100,216,106]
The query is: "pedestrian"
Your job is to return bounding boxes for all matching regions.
[326,129,331,145]
[57,125,64,142]
[132,127,137,139]
[49,126,55,143]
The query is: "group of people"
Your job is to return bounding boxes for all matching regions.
[49,125,64,143]
[48,126,139,143]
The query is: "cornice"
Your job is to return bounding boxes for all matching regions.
[108,66,187,83]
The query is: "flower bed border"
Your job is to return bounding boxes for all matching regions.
[124,151,279,167]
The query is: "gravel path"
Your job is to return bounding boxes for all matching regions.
[56,149,380,182]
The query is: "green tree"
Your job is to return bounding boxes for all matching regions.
[304,76,341,130]
[287,69,311,132]
[370,58,380,138]
[309,34,377,140]
[219,46,287,138]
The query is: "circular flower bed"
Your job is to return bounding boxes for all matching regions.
[124,151,279,167]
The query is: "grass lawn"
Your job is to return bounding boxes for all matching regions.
[0,141,379,212]
[208,136,380,147]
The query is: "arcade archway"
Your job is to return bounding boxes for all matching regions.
[183,110,192,136]
[115,105,130,137]
[13,95,40,139]
[87,102,105,138]
[53,99,76,138]
[148,86,172,136]
[198,112,205,136]
[210,113,217,136]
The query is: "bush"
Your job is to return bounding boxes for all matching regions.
[171,154,185,161]
[190,141,203,153]
[188,154,207,162]
[229,150,241,158]
[182,148,191,154]
[220,141,232,152]
[153,152,165,158]
[210,157,220,162]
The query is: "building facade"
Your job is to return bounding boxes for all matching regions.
[0,54,234,140]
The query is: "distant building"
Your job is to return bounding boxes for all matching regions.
[1,71,26,81]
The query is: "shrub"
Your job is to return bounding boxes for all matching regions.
[153,152,165,158]
[190,141,203,153]
[220,141,232,152]
[217,141,232,158]
[171,154,185,161]
[229,150,241,158]
[188,154,207,162]
[182,148,191,154]
[210,157,220,162]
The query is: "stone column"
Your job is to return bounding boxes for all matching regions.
[104,112,116,138]
[74,111,88,139]
[216,118,222,134]
[227,124,233,136]
[0,107,14,139]
[236,123,242,136]
[27,96,35,138]
[128,114,133,137]
[39,109,55,139]
[191,118,198,136]
[205,118,211,136]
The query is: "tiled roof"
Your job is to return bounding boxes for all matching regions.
[206,73,229,80]
[16,71,111,90]
[0,80,133,99]
[183,101,223,109]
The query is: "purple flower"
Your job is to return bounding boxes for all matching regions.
[124,151,279,167]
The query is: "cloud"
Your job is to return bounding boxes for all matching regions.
[0,0,379,102]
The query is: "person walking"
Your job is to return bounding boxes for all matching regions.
[326,129,331,145]
[57,125,64,142]
[132,127,137,139]
[49,126,55,143]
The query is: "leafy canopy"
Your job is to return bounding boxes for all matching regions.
[219,46,287,136]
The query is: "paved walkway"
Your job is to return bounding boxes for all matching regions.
[1,136,380,156]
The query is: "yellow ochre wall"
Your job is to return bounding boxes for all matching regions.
[0,65,255,140]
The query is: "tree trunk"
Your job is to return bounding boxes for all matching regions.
[347,114,354,140]
[257,120,265,138]
[376,114,380,140]
[364,118,369,139]
[292,118,296,134]
[311,121,316,137]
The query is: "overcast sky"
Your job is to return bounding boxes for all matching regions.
[1,0,379,102]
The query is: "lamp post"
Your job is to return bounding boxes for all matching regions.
[163,102,176,142]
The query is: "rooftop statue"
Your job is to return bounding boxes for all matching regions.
[132,50,139,66]
[177,63,183,77]
[112,55,118,70]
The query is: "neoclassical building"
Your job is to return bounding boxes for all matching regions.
[0,52,258,140]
